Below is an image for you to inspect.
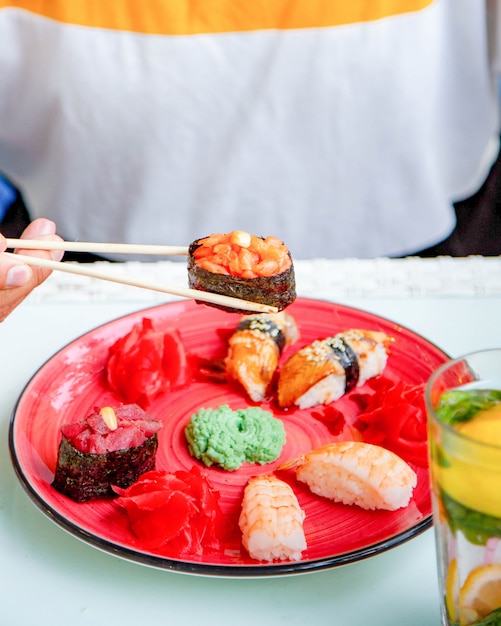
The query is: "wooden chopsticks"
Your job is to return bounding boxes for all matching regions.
[5,238,189,257]
[3,252,279,314]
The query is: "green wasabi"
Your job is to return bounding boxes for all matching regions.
[185,405,286,471]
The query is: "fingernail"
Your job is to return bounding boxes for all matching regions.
[32,219,56,237]
[6,265,32,287]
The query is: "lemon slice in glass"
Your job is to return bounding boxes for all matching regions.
[437,404,501,518]
[445,558,459,623]
[459,563,501,624]
[457,404,501,445]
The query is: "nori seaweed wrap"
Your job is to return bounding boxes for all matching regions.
[52,404,162,502]
[187,232,296,313]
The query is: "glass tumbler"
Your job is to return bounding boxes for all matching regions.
[425,349,501,626]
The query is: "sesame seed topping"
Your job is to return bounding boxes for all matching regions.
[301,340,333,363]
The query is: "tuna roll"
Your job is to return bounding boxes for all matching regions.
[52,404,162,502]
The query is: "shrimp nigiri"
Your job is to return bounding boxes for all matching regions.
[225,311,299,402]
[277,329,390,409]
[239,474,307,562]
[279,441,417,511]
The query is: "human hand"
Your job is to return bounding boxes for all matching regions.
[0,218,63,321]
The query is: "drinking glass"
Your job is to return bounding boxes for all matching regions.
[425,349,501,626]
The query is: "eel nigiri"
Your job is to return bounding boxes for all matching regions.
[225,311,299,402]
[279,441,417,511]
[277,329,390,409]
[239,474,307,562]
[187,231,296,312]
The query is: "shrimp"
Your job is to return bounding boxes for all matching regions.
[239,474,307,562]
[279,441,417,511]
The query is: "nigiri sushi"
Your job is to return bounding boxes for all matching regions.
[225,311,299,402]
[279,441,417,511]
[187,231,296,312]
[277,329,390,409]
[239,474,307,562]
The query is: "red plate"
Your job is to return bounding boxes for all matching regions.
[9,298,448,577]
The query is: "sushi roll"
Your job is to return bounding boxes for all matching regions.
[225,311,299,402]
[52,404,162,502]
[239,474,307,562]
[187,231,296,313]
[277,329,390,409]
[279,441,417,511]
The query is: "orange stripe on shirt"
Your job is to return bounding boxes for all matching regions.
[0,0,434,35]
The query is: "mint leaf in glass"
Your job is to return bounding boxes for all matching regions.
[436,389,501,426]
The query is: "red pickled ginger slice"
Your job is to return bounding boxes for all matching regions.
[106,318,191,408]
[113,466,225,555]
[352,378,428,466]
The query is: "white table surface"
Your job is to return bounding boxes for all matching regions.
[2,256,501,626]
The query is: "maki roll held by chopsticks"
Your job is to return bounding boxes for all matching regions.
[225,311,299,402]
[52,404,162,502]
[187,231,296,313]
[277,329,390,409]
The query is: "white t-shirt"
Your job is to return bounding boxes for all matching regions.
[0,0,499,259]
